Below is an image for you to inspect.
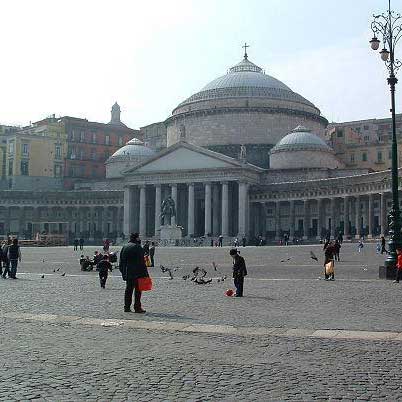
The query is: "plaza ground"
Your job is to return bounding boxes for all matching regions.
[1,243,402,401]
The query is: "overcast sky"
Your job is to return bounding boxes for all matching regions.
[1,0,402,128]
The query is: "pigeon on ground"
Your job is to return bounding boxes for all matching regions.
[53,269,56,273]
[160,265,174,280]
[61,272,66,277]
[280,257,292,263]
[182,274,191,280]
[310,251,318,262]
[41,275,44,279]
[56,267,60,272]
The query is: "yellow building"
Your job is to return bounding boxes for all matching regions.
[3,116,67,190]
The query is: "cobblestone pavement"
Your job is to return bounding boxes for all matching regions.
[1,244,402,401]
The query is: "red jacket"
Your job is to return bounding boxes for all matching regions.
[397,254,402,270]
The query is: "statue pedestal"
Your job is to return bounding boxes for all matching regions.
[160,225,183,240]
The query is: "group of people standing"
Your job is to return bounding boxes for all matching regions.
[0,237,22,279]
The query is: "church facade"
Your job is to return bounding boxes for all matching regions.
[0,52,397,243]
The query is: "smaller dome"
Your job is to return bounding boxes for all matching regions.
[270,125,331,153]
[106,138,155,179]
[269,126,343,170]
[108,138,155,160]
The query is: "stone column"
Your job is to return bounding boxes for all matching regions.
[221,181,229,237]
[368,194,374,238]
[275,201,281,240]
[204,182,212,237]
[18,207,25,236]
[171,184,178,226]
[289,200,295,238]
[97,207,103,238]
[330,198,336,238]
[154,184,161,236]
[123,186,134,236]
[303,200,309,239]
[344,197,350,237]
[102,207,109,237]
[316,199,323,239]
[139,185,146,237]
[212,183,220,235]
[355,196,361,238]
[89,207,95,240]
[238,182,247,238]
[187,183,195,237]
[380,192,387,235]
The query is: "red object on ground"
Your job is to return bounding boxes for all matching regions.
[137,277,153,291]
[225,289,234,297]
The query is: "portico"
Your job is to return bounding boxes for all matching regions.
[122,141,261,239]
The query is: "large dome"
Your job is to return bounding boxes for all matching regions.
[176,57,316,111]
[270,126,343,170]
[165,52,328,164]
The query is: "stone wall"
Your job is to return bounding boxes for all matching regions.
[166,109,326,147]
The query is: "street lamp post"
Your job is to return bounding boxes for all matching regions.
[370,0,402,268]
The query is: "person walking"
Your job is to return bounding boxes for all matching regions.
[334,239,341,261]
[381,236,387,254]
[358,238,364,253]
[97,254,112,288]
[149,242,156,267]
[394,248,402,283]
[2,238,12,279]
[73,238,79,251]
[143,240,150,256]
[218,235,223,247]
[119,233,149,313]
[79,237,84,251]
[7,238,21,279]
[229,248,247,297]
[324,241,336,281]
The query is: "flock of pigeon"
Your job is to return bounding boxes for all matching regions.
[160,261,227,285]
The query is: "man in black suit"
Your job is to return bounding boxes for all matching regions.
[119,233,149,313]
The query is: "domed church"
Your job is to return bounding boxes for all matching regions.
[114,49,391,243]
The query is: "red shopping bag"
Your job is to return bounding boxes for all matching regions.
[137,277,153,291]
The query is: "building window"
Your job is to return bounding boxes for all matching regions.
[20,161,29,176]
[80,131,85,142]
[55,145,61,159]
[364,135,370,142]
[92,133,96,144]
[118,137,123,146]
[54,165,62,177]
[377,151,383,162]
[70,146,76,159]
[105,135,110,145]
[8,159,13,175]
[71,130,75,141]
[91,148,96,160]
[364,125,369,130]
[350,154,355,163]
[9,142,14,154]
[362,152,367,162]
[22,143,29,155]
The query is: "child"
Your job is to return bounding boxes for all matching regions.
[394,248,402,283]
[324,241,336,281]
[229,249,247,297]
[97,254,112,288]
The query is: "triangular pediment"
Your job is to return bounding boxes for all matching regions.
[123,142,247,175]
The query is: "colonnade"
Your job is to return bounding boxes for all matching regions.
[0,205,124,240]
[251,193,390,240]
[124,181,249,238]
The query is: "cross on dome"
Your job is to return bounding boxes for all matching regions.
[242,42,250,59]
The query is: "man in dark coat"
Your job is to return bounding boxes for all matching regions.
[149,242,156,267]
[229,248,247,297]
[119,233,149,313]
